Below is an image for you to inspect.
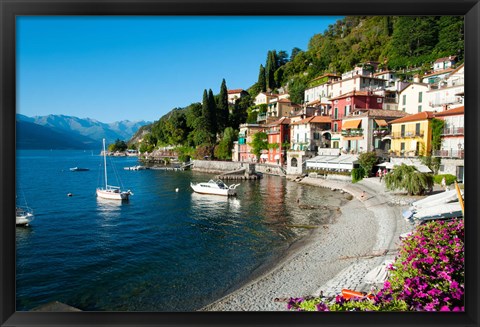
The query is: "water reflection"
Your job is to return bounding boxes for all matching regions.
[190,192,241,215]
[96,197,123,221]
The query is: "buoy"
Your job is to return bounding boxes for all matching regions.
[67,193,73,197]
[175,188,179,192]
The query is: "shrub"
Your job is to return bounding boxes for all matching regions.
[287,219,464,312]
[351,167,365,183]
[433,174,457,186]
[384,164,434,195]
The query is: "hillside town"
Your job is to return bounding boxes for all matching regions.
[231,57,464,182]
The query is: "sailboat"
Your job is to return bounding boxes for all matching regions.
[96,138,133,201]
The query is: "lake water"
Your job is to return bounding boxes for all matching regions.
[16,150,344,312]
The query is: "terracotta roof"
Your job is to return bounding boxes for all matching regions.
[389,111,435,124]
[422,68,454,78]
[329,90,379,101]
[291,115,331,125]
[434,106,464,117]
[266,117,291,127]
[352,109,409,119]
[228,89,245,94]
[435,56,457,63]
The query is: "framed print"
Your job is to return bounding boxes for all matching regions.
[1,0,479,326]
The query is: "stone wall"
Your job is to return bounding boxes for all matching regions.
[192,160,245,174]
[255,163,286,176]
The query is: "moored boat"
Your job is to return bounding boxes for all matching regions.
[16,206,34,226]
[70,167,90,172]
[96,138,133,201]
[190,179,239,196]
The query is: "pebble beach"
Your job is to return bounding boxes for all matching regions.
[201,176,415,311]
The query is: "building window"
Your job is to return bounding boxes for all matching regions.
[334,108,338,119]
[402,95,406,106]
[314,132,320,140]
[400,142,405,152]
[402,107,406,112]
[377,98,382,103]
[334,123,338,132]
[401,125,405,137]
[418,92,423,103]
[415,123,421,136]
[418,105,422,113]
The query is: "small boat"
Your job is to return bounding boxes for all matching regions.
[96,138,133,201]
[16,206,34,226]
[190,179,239,196]
[70,167,90,172]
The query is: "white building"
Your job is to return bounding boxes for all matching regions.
[398,83,430,114]
[427,63,464,112]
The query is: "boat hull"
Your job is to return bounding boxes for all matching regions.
[96,188,130,200]
[190,183,236,196]
[16,212,33,226]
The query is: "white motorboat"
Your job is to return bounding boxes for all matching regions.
[70,167,90,172]
[96,138,133,201]
[190,179,239,196]
[16,206,34,226]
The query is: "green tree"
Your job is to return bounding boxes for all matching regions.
[249,131,268,160]
[265,50,278,91]
[108,139,128,152]
[384,164,434,195]
[290,47,302,61]
[217,79,230,133]
[357,151,378,177]
[431,118,445,153]
[208,89,218,140]
[257,64,266,93]
[214,127,237,160]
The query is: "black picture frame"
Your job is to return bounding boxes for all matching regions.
[1,0,479,326]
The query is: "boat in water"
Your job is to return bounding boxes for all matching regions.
[190,179,239,196]
[96,138,133,201]
[70,167,90,172]
[16,206,34,226]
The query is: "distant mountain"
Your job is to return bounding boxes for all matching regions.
[16,114,151,144]
[16,120,100,150]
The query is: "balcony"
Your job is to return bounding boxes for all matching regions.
[433,149,464,159]
[341,128,364,137]
[391,130,424,139]
[373,127,390,137]
[442,127,464,136]
[267,129,280,135]
[257,113,267,122]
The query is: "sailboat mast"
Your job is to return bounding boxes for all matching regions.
[103,138,108,189]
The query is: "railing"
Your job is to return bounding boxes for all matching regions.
[257,113,267,122]
[433,149,464,159]
[266,129,280,134]
[341,128,364,137]
[373,128,390,137]
[390,130,424,138]
[383,98,397,104]
[442,127,464,136]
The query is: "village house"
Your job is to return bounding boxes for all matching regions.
[397,82,430,114]
[388,111,434,157]
[266,98,301,122]
[432,106,464,182]
[304,73,341,105]
[227,89,249,104]
[329,90,384,149]
[433,55,457,72]
[265,117,290,165]
[340,108,408,155]
[231,123,264,162]
[290,115,332,152]
[427,63,464,112]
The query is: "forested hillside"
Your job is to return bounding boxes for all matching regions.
[130,16,464,160]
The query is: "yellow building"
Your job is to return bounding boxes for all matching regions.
[388,112,434,157]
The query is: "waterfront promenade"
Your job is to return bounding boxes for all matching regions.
[202,176,415,311]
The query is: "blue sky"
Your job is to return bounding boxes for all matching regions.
[17,16,342,123]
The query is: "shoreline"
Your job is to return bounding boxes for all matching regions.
[201,177,414,311]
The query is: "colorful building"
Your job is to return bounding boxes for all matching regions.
[388,112,434,157]
[265,117,290,165]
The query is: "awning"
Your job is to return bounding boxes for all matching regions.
[375,119,388,127]
[260,154,268,159]
[342,119,362,129]
[274,154,280,160]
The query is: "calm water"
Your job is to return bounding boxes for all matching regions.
[16,150,344,312]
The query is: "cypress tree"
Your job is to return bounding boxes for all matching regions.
[217,79,229,133]
[208,89,218,142]
[258,64,266,93]
[200,89,213,145]
[266,50,277,91]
